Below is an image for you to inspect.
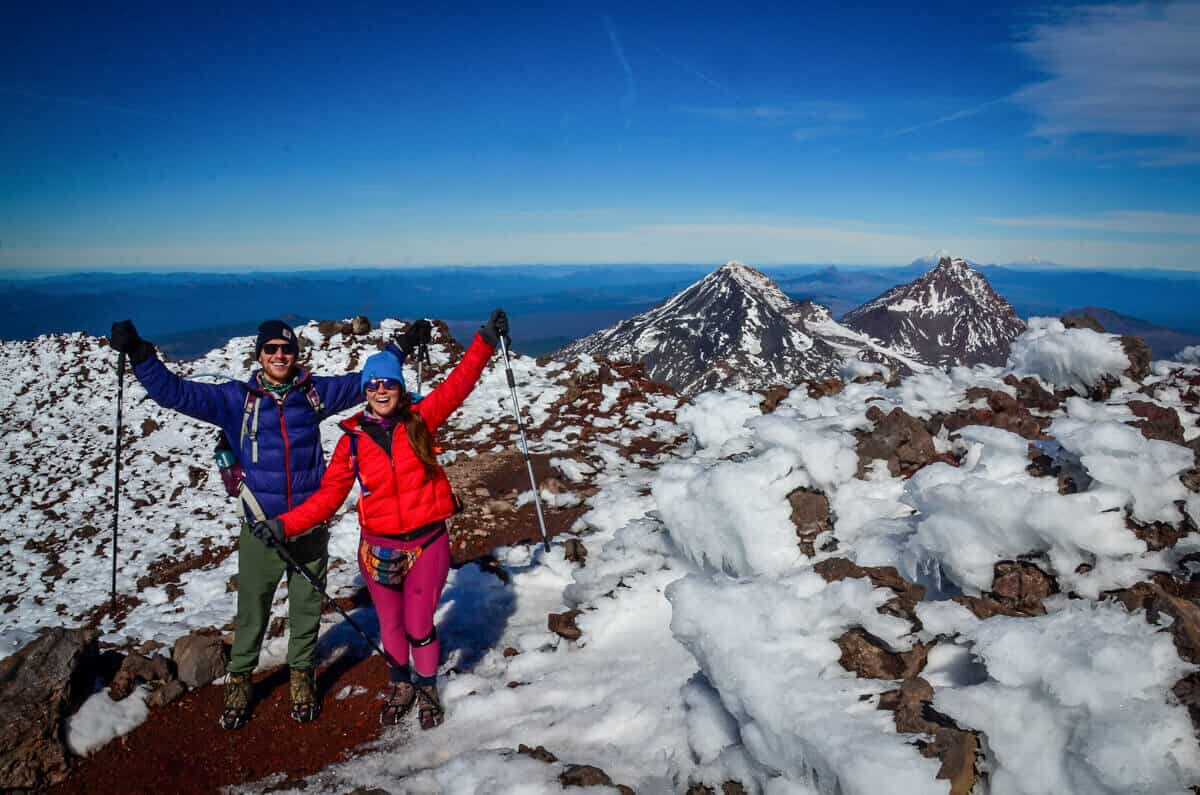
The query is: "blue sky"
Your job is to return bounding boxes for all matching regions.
[2,1,1198,271]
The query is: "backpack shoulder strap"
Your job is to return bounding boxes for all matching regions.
[347,432,370,497]
[239,392,261,464]
[297,377,325,420]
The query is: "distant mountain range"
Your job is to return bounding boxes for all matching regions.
[2,259,1197,360]
[557,261,928,395]
[555,256,1196,394]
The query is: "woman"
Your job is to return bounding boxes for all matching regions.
[253,310,507,728]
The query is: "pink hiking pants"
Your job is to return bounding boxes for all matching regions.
[359,528,450,678]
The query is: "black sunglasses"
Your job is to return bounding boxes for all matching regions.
[365,378,402,392]
[261,343,295,355]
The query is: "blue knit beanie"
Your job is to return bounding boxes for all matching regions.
[360,350,406,393]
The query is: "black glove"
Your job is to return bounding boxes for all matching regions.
[109,320,156,365]
[480,309,510,347]
[395,319,434,356]
[251,519,286,547]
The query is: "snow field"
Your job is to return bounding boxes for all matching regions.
[7,317,1200,794]
[927,599,1200,795]
[648,331,1200,793]
[1006,317,1131,394]
[280,458,700,794]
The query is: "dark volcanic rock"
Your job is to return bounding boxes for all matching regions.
[878,677,980,795]
[814,558,926,624]
[856,406,939,477]
[548,610,583,641]
[108,652,174,701]
[928,388,1047,441]
[988,561,1057,615]
[843,256,1026,367]
[836,628,905,679]
[787,488,832,557]
[759,385,791,414]
[0,627,99,790]
[518,743,559,763]
[172,629,226,689]
[1121,336,1152,382]
[806,378,844,399]
[1126,400,1185,445]
[1003,375,1061,413]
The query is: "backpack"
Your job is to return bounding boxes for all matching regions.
[216,376,326,522]
[236,376,325,465]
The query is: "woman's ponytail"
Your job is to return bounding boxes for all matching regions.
[400,399,439,481]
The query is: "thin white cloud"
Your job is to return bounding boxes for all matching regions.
[1134,149,1200,168]
[981,210,1200,236]
[680,102,863,124]
[889,98,1005,137]
[602,15,636,114]
[1014,2,1200,139]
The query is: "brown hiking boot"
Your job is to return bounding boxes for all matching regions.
[416,684,444,730]
[380,680,416,726]
[220,672,252,730]
[289,667,320,723]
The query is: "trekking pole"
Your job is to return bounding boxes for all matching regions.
[415,321,432,393]
[416,341,426,394]
[111,352,127,612]
[266,536,404,669]
[497,336,550,553]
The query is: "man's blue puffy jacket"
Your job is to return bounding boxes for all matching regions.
[132,353,386,518]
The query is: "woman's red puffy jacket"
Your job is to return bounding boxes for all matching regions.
[278,333,495,539]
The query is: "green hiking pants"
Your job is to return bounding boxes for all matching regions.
[228,522,329,674]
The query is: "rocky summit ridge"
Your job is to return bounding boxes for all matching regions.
[556,260,924,395]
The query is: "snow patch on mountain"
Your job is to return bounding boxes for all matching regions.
[557,261,924,395]
[844,255,1026,368]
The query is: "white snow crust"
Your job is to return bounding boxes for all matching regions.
[4,316,1200,794]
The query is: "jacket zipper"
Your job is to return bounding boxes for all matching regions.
[278,399,293,509]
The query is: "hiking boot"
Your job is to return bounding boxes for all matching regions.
[380,680,416,726]
[416,683,444,730]
[220,672,253,730]
[289,667,320,723]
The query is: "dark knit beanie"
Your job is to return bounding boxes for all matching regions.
[255,320,299,357]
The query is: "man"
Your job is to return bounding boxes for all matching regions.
[110,318,426,728]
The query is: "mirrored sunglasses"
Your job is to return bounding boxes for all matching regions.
[261,343,295,355]
[364,378,402,392]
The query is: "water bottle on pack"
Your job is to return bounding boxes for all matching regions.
[214,433,243,497]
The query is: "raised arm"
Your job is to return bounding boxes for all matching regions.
[133,357,241,426]
[278,433,357,537]
[111,319,237,426]
[417,333,496,430]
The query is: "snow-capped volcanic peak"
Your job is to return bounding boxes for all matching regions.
[910,249,975,269]
[843,255,1025,368]
[557,261,924,395]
